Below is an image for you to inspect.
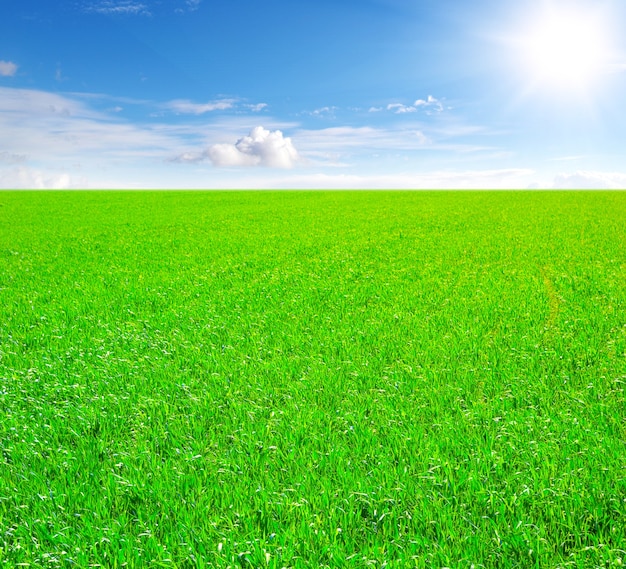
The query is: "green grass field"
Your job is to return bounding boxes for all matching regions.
[0,190,625,568]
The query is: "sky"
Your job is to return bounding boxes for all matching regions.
[1,0,626,189]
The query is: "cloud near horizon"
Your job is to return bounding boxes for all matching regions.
[2,86,626,189]
[551,171,626,189]
[0,166,86,189]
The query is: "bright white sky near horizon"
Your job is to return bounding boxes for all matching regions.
[1,0,626,189]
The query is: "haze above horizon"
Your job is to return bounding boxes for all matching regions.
[2,0,626,189]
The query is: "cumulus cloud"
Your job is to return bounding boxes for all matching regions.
[380,95,444,115]
[0,61,18,77]
[165,98,237,115]
[206,127,300,168]
[415,95,443,108]
[552,171,626,189]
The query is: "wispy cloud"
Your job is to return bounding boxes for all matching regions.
[83,1,151,16]
[0,87,299,178]
[83,0,203,16]
[164,98,237,115]
[162,98,269,115]
[0,61,18,77]
[173,120,489,172]
[182,0,202,12]
[0,87,178,163]
[303,106,338,118]
[6,86,618,190]
[292,122,503,168]
[244,103,268,112]
[0,87,201,188]
[295,126,432,153]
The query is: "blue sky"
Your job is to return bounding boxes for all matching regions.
[1,0,626,188]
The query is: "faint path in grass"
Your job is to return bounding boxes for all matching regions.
[540,265,562,336]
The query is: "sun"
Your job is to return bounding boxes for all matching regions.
[519,4,611,91]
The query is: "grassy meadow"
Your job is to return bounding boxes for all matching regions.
[0,190,625,568]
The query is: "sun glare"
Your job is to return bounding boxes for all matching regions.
[520,5,611,91]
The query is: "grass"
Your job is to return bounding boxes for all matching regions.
[0,190,625,568]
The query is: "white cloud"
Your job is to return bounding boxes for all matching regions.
[387,103,418,114]
[244,103,268,112]
[385,95,444,114]
[552,171,626,189]
[174,0,202,13]
[0,167,86,189]
[295,126,433,154]
[172,152,203,164]
[415,95,442,109]
[85,0,204,15]
[0,87,180,164]
[303,106,338,118]
[163,99,267,115]
[0,61,18,77]
[9,86,617,191]
[207,144,260,167]
[165,98,237,115]
[206,127,300,168]
[84,1,150,15]
[0,86,534,189]
[0,87,300,183]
